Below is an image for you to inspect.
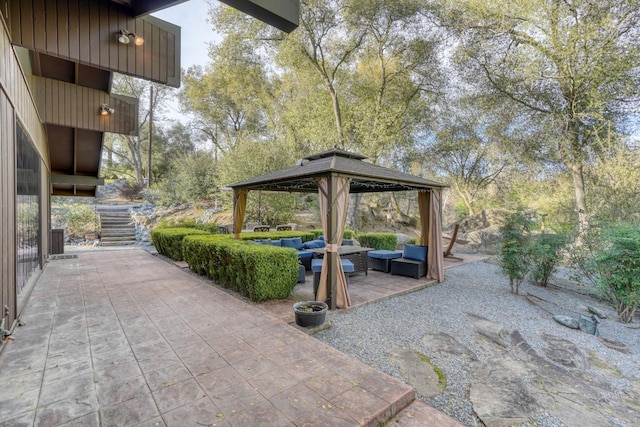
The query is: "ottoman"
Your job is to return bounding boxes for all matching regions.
[367,250,403,273]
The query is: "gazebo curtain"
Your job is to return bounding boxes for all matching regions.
[418,190,444,282]
[316,176,352,309]
[233,189,248,238]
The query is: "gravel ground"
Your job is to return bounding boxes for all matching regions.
[314,260,640,427]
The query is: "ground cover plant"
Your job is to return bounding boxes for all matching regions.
[588,223,640,323]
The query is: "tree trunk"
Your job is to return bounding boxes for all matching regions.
[328,85,344,148]
[568,160,589,237]
[347,193,362,230]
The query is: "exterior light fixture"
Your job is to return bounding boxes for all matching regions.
[117,29,144,46]
[99,104,115,116]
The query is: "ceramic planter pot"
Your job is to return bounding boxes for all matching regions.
[292,301,328,327]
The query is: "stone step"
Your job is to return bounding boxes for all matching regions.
[101,240,137,246]
[97,210,131,215]
[100,236,136,242]
[100,225,135,231]
[100,214,132,220]
[101,231,136,238]
[100,220,133,227]
[97,205,138,245]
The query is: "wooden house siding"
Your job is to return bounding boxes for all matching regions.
[6,0,180,87]
[0,91,17,333]
[1,13,48,167]
[1,16,49,330]
[27,75,138,135]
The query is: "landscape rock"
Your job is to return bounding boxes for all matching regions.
[541,333,587,370]
[579,315,599,335]
[395,233,411,247]
[470,362,537,427]
[421,333,478,361]
[466,313,509,347]
[388,349,444,398]
[553,315,580,329]
[587,305,608,319]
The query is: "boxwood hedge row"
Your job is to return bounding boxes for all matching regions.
[182,235,298,301]
[309,229,355,239]
[150,227,211,261]
[235,230,315,242]
[356,233,398,250]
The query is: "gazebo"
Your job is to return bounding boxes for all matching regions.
[228,149,448,310]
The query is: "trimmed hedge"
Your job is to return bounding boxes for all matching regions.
[356,233,398,250]
[236,230,315,242]
[182,235,298,301]
[151,227,211,260]
[309,229,355,240]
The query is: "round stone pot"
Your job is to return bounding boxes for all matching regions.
[293,301,328,327]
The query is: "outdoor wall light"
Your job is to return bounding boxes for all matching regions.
[99,104,115,116]
[117,29,144,46]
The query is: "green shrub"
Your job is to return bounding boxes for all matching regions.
[498,210,533,294]
[308,229,354,240]
[119,180,145,201]
[356,233,398,250]
[51,203,100,237]
[151,227,211,260]
[155,218,221,234]
[310,229,323,239]
[244,193,296,226]
[592,223,640,323]
[182,235,297,301]
[236,230,315,242]
[528,232,568,287]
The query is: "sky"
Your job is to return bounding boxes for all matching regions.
[151,0,221,124]
[152,0,219,70]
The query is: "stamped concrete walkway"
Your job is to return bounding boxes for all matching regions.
[0,249,463,426]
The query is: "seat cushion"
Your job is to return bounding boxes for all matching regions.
[302,239,325,249]
[368,250,403,260]
[403,244,428,262]
[311,258,355,273]
[281,237,303,250]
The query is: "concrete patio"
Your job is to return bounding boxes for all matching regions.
[0,248,465,426]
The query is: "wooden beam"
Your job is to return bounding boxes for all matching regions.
[218,0,299,33]
[50,173,104,186]
[131,0,186,16]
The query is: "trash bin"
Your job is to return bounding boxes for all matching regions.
[51,229,64,254]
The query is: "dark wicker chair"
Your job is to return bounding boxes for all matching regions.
[253,225,270,232]
[390,244,428,279]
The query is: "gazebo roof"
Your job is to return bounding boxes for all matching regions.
[228,148,447,193]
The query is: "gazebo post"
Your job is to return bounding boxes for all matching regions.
[327,174,338,310]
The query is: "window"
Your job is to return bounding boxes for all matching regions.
[16,122,41,295]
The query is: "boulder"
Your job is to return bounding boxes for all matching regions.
[578,315,598,335]
[466,313,509,347]
[553,315,580,329]
[388,349,444,398]
[587,305,607,319]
